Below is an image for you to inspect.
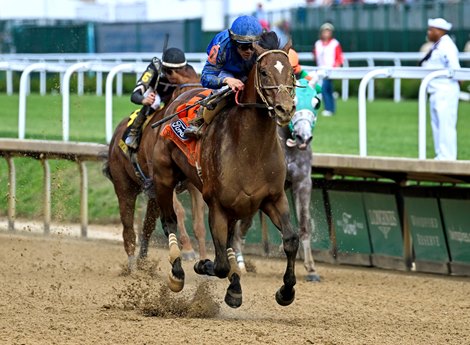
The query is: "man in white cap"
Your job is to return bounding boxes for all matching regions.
[419,18,460,160]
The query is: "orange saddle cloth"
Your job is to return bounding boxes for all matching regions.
[160,89,211,167]
[161,117,202,167]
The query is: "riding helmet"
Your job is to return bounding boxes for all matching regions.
[229,15,262,43]
[162,47,187,68]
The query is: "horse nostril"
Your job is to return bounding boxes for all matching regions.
[275,104,285,113]
[306,137,313,146]
[295,134,303,143]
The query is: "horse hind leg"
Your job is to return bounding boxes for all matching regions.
[261,196,299,306]
[233,217,253,274]
[115,186,140,272]
[293,184,320,282]
[188,183,208,260]
[157,185,185,292]
[173,191,197,261]
[137,197,159,261]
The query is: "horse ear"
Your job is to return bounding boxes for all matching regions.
[253,42,266,56]
[282,38,292,54]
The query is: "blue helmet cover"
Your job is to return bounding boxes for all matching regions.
[229,15,262,43]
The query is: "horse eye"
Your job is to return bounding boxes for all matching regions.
[260,70,268,77]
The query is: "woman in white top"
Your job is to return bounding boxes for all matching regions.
[312,22,344,116]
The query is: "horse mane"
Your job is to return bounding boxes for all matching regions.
[258,31,280,50]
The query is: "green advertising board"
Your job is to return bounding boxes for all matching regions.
[404,197,449,263]
[328,191,371,255]
[363,193,403,258]
[310,189,331,251]
[440,199,470,264]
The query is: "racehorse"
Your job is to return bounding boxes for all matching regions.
[104,72,207,271]
[152,32,299,308]
[233,77,322,282]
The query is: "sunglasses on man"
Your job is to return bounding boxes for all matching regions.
[235,42,255,51]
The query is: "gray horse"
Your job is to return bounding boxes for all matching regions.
[234,77,321,282]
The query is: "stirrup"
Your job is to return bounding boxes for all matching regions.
[125,129,140,149]
[184,124,203,139]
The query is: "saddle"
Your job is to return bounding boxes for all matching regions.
[161,89,233,167]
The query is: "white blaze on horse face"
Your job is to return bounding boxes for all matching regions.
[274,60,284,74]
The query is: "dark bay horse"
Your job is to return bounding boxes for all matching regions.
[104,70,207,271]
[234,78,322,282]
[152,33,299,308]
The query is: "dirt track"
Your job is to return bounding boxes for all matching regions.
[1,231,469,345]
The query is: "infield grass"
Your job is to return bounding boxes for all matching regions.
[0,94,469,222]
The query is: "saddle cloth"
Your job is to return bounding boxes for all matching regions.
[161,117,202,167]
[118,109,157,155]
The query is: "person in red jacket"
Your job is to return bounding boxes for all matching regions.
[312,22,344,116]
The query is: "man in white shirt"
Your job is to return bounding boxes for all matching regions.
[420,18,461,160]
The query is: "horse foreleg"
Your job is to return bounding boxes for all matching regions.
[293,179,320,282]
[138,197,159,260]
[157,185,184,292]
[173,191,197,261]
[188,183,208,260]
[261,195,299,306]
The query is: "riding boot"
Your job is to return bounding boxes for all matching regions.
[125,106,152,149]
[184,113,205,139]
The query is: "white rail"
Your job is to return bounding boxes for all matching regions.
[10,61,470,159]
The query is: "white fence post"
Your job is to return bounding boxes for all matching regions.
[62,62,91,141]
[105,63,135,143]
[18,62,47,139]
[358,68,390,157]
[417,69,453,160]
[342,59,349,101]
[367,58,375,101]
[393,58,401,103]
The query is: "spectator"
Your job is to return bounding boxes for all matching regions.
[312,22,344,116]
[254,2,267,22]
[419,18,460,160]
[272,20,291,48]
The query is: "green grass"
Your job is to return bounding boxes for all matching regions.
[1,94,469,223]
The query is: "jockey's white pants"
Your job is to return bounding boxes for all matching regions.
[429,82,460,160]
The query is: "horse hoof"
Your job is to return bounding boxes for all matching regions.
[168,273,184,292]
[305,273,321,282]
[181,250,197,261]
[224,273,242,308]
[275,286,295,306]
[224,290,243,309]
[203,260,215,276]
[194,259,215,276]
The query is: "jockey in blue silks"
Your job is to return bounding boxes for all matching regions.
[184,15,263,138]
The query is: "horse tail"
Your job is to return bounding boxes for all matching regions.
[100,150,113,182]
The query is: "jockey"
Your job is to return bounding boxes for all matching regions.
[124,47,188,150]
[287,48,322,147]
[184,15,262,138]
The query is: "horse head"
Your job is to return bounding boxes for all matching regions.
[252,36,296,127]
[286,78,321,150]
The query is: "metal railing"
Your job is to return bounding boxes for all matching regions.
[4,58,470,159]
[0,139,108,236]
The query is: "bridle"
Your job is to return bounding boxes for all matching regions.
[289,109,317,136]
[235,49,295,119]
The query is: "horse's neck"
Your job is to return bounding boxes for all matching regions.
[278,125,291,142]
